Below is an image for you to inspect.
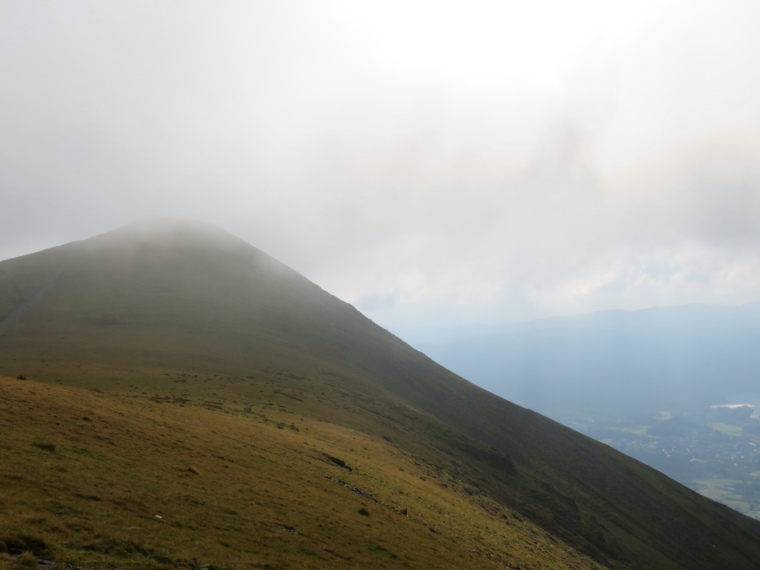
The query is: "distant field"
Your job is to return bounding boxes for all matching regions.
[711,423,744,437]
[569,409,760,520]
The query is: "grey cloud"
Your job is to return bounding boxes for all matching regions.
[2,1,760,338]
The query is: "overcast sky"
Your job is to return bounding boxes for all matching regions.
[3,1,760,341]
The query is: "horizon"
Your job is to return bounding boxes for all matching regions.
[3,218,759,345]
[3,1,760,341]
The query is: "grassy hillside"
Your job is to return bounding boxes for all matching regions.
[0,375,600,570]
[1,220,760,569]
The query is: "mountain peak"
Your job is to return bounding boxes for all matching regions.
[82,218,250,251]
[65,218,291,275]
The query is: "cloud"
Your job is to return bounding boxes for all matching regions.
[1,0,760,337]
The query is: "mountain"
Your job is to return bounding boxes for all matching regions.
[1,220,760,569]
[418,304,760,416]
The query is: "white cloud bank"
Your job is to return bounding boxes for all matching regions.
[2,0,760,338]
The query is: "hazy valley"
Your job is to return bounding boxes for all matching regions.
[420,305,760,521]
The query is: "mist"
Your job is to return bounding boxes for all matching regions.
[3,0,760,339]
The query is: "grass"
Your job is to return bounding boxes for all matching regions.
[0,375,601,570]
[699,488,732,501]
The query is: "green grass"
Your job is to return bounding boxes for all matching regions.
[727,500,752,512]
[0,376,600,570]
[699,488,732,501]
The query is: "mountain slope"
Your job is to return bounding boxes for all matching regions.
[1,220,760,569]
[2,375,603,570]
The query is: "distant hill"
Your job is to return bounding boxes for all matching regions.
[419,304,760,416]
[1,220,759,569]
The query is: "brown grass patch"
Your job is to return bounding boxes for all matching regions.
[0,375,600,569]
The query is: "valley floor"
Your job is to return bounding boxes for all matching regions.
[562,407,760,520]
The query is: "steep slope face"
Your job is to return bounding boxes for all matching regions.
[0,375,604,570]
[1,220,760,569]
